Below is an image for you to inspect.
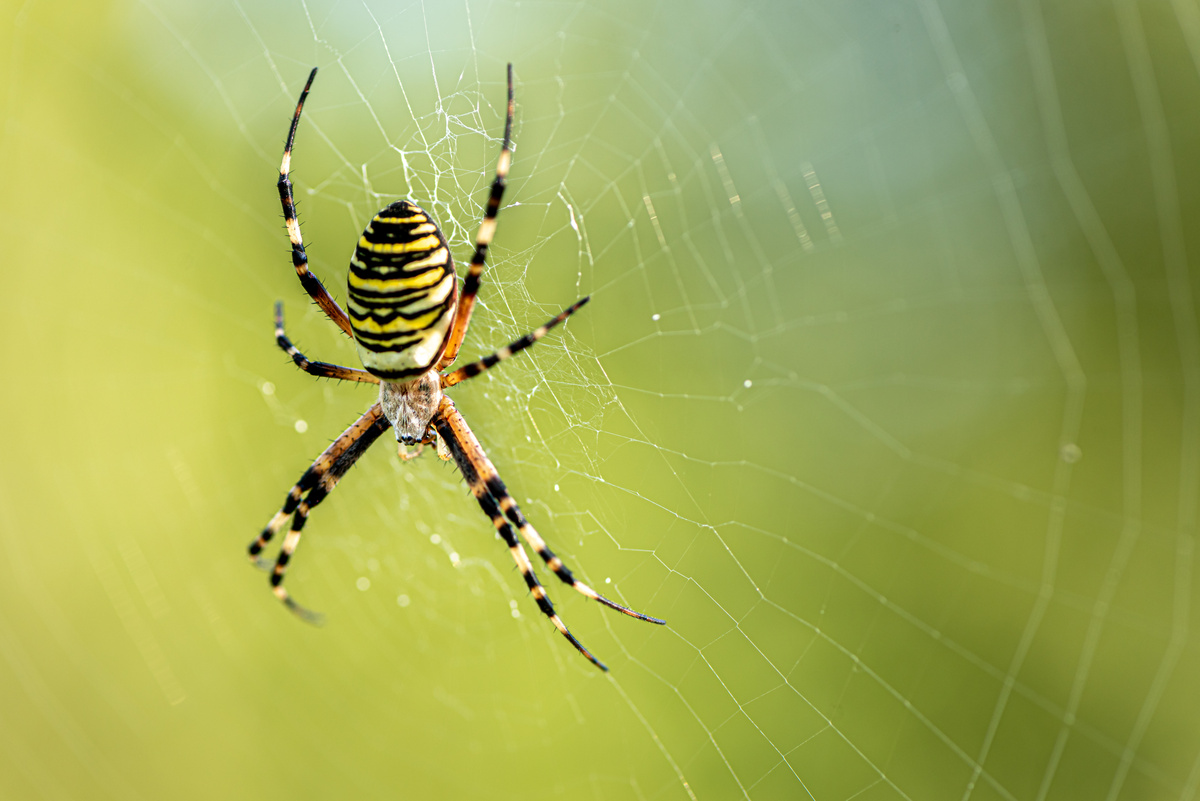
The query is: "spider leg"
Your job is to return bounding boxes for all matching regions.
[249,403,391,623]
[435,63,515,371]
[436,397,663,626]
[490,474,664,624]
[433,396,609,670]
[278,67,354,339]
[441,297,590,389]
[249,401,388,562]
[275,302,380,384]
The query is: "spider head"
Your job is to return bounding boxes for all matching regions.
[379,371,443,444]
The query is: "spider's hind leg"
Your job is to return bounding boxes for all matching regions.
[433,397,611,670]
[248,402,391,623]
[484,472,665,625]
[432,397,662,626]
[434,396,664,670]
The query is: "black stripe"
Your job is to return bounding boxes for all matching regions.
[482,476,577,586]
[347,270,448,293]
[350,327,429,345]
[348,299,449,324]
[291,243,309,270]
[287,476,317,508]
[483,475,511,508]
[346,284,439,305]
[328,415,390,479]
[353,249,448,275]
[457,362,486,379]
[365,364,431,380]
[375,199,428,220]
[533,594,556,618]
[361,223,436,244]
[434,416,477,483]
[540,548,576,584]
[372,211,427,222]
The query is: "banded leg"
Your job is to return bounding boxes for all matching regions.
[278,67,354,339]
[436,396,663,625]
[275,302,380,384]
[441,296,590,389]
[435,63,515,371]
[249,403,391,622]
[433,397,609,670]
[248,403,384,566]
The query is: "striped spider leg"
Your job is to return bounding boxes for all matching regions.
[433,386,665,672]
[277,67,354,339]
[249,400,391,623]
[434,63,515,372]
[249,304,384,621]
[273,302,380,384]
[250,64,663,670]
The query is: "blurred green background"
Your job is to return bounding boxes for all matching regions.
[3,0,1199,798]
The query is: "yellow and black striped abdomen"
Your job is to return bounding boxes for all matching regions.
[347,200,458,380]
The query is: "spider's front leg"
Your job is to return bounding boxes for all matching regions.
[277,67,355,338]
[249,402,391,622]
[434,63,515,371]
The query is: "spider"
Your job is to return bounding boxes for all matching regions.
[248,64,664,671]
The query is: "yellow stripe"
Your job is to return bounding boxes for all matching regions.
[348,273,451,316]
[359,333,429,349]
[349,266,445,294]
[372,213,427,223]
[349,246,449,275]
[358,234,440,254]
[404,247,450,271]
[352,307,443,334]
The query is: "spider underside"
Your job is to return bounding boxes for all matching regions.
[248,65,663,671]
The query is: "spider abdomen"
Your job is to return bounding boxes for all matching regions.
[347,200,458,380]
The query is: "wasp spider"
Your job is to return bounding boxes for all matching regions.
[249,65,663,671]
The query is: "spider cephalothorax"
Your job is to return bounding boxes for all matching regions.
[380,371,442,445]
[248,65,663,671]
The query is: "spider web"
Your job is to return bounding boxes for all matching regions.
[2,0,1199,799]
